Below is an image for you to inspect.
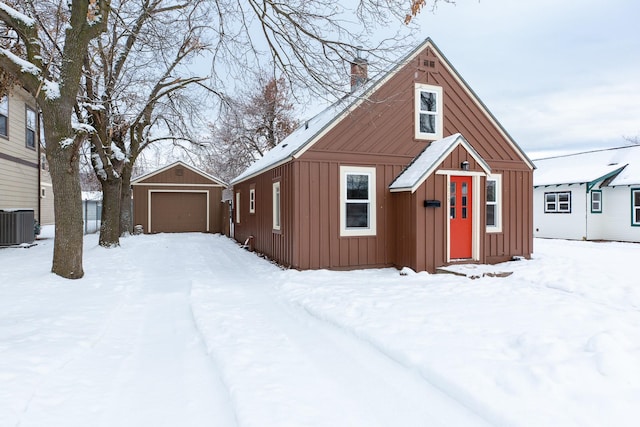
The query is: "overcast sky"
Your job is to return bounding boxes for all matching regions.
[409,0,640,157]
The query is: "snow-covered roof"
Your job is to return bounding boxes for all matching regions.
[389,134,492,193]
[82,191,102,201]
[231,38,533,186]
[230,97,356,184]
[533,145,640,187]
[132,160,227,187]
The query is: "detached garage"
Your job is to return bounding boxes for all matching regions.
[132,161,227,234]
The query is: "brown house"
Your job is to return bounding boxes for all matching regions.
[230,38,534,273]
[132,161,227,234]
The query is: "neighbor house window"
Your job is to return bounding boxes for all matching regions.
[340,166,376,236]
[235,191,241,223]
[41,154,47,170]
[545,191,571,213]
[591,190,602,213]
[486,174,502,232]
[41,187,46,198]
[415,83,443,140]
[272,181,281,231]
[249,187,255,214]
[0,96,8,137]
[26,107,37,149]
[632,189,640,226]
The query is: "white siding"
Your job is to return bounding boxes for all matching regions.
[534,184,587,240]
[588,186,640,242]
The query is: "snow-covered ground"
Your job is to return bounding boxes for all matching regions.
[1,229,639,426]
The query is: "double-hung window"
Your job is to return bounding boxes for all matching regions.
[235,191,241,223]
[632,189,640,226]
[415,84,443,140]
[340,166,376,236]
[591,190,602,213]
[486,174,502,232]
[0,96,8,137]
[249,187,256,214]
[544,191,571,213]
[26,107,37,149]
[272,181,281,231]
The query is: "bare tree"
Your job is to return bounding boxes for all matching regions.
[0,0,110,279]
[197,74,299,182]
[81,0,213,246]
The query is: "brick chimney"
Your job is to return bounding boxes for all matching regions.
[350,48,368,92]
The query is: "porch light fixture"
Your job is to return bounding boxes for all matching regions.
[461,161,470,171]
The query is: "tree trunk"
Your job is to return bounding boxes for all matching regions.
[120,165,133,236]
[45,127,84,279]
[99,177,122,247]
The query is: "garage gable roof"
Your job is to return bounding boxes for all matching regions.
[389,133,491,193]
[132,161,227,187]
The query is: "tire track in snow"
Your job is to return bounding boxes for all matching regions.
[190,235,492,427]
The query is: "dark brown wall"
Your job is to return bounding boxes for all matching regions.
[233,41,533,272]
[133,185,223,234]
[133,164,225,234]
[232,163,295,267]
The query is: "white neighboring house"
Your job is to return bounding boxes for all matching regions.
[533,145,640,242]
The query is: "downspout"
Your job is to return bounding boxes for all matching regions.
[37,114,41,228]
[585,184,588,241]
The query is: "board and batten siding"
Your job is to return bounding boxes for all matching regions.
[132,163,225,234]
[232,40,533,272]
[233,163,295,267]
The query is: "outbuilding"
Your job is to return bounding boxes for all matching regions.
[132,161,227,234]
[533,145,640,242]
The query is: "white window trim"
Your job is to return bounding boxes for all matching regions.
[272,181,281,231]
[0,96,8,137]
[486,174,502,233]
[339,165,376,237]
[414,83,443,140]
[25,107,36,149]
[249,188,255,214]
[235,191,241,224]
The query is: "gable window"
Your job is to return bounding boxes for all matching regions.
[249,187,256,214]
[272,181,281,231]
[0,96,8,137]
[26,107,37,149]
[235,191,241,223]
[486,174,502,232]
[415,83,443,140]
[632,189,640,226]
[340,166,376,236]
[545,191,571,213]
[591,190,602,214]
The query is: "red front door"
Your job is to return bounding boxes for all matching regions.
[450,176,473,259]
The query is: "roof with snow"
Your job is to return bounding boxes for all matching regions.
[231,38,533,185]
[389,134,491,193]
[533,145,640,188]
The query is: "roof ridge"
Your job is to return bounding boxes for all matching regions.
[534,144,640,161]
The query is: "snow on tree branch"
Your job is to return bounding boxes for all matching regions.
[0,1,35,28]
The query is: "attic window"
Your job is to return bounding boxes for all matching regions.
[423,60,435,68]
[414,83,443,140]
[175,168,184,176]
